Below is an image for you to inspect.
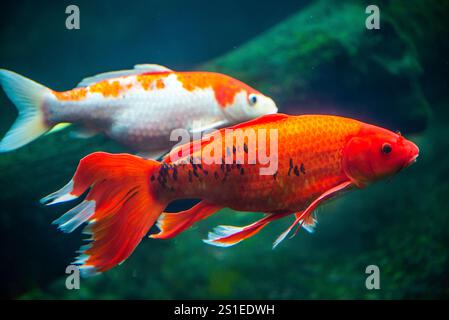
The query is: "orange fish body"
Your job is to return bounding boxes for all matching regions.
[159,114,360,213]
[42,114,419,275]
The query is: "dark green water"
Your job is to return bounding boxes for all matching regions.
[0,0,448,299]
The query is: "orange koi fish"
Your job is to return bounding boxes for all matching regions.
[0,65,277,157]
[42,114,419,276]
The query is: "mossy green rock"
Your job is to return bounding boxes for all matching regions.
[204,0,430,133]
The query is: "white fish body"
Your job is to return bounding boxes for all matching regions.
[0,65,278,157]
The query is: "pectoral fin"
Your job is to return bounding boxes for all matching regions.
[272,180,353,249]
[296,212,317,234]
[189,120,228,134]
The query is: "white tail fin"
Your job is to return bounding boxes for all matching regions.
[0,69,51,152]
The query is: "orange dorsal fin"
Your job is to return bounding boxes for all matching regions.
[162,113,289,164]
[150,201,222,239]
[163,134,213,163]
[229,113,289,130]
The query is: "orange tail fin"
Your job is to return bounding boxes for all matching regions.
[150,201,222,239]
[41,152,166,276]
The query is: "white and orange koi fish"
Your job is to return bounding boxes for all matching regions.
[0,64,277,158]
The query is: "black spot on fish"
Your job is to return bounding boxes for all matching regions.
[288,158,293,176]
[300,163,306,174]
[294,165,300,176]
[172,166,178,181]
[159,164,169,179]
[222,170,229,182]
[157,175,165,187]
[190,159,200,178]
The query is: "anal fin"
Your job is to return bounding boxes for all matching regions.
[45,123,71,135]
[204,212,290,247]
[189,120,228,133]
[69,128,99,139]
[150,201,222,239]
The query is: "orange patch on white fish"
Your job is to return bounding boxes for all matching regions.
[53,87,88,101]
[89,80,121,98]
[54,71,257,106]
[136,73,169,90]
[176,72,259,108]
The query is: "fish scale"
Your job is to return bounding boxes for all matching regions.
[156,115,362,213]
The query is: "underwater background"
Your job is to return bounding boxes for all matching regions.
[0,0,448,299]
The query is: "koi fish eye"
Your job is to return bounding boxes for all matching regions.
[248,94,258,106]
[381,143,392,154]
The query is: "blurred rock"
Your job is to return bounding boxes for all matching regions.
[204,0,432,133]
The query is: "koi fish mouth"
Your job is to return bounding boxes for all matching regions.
[403,141,420,169]
[393,154,418,176]
[406,154,419,167]
[396,144,419,175]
